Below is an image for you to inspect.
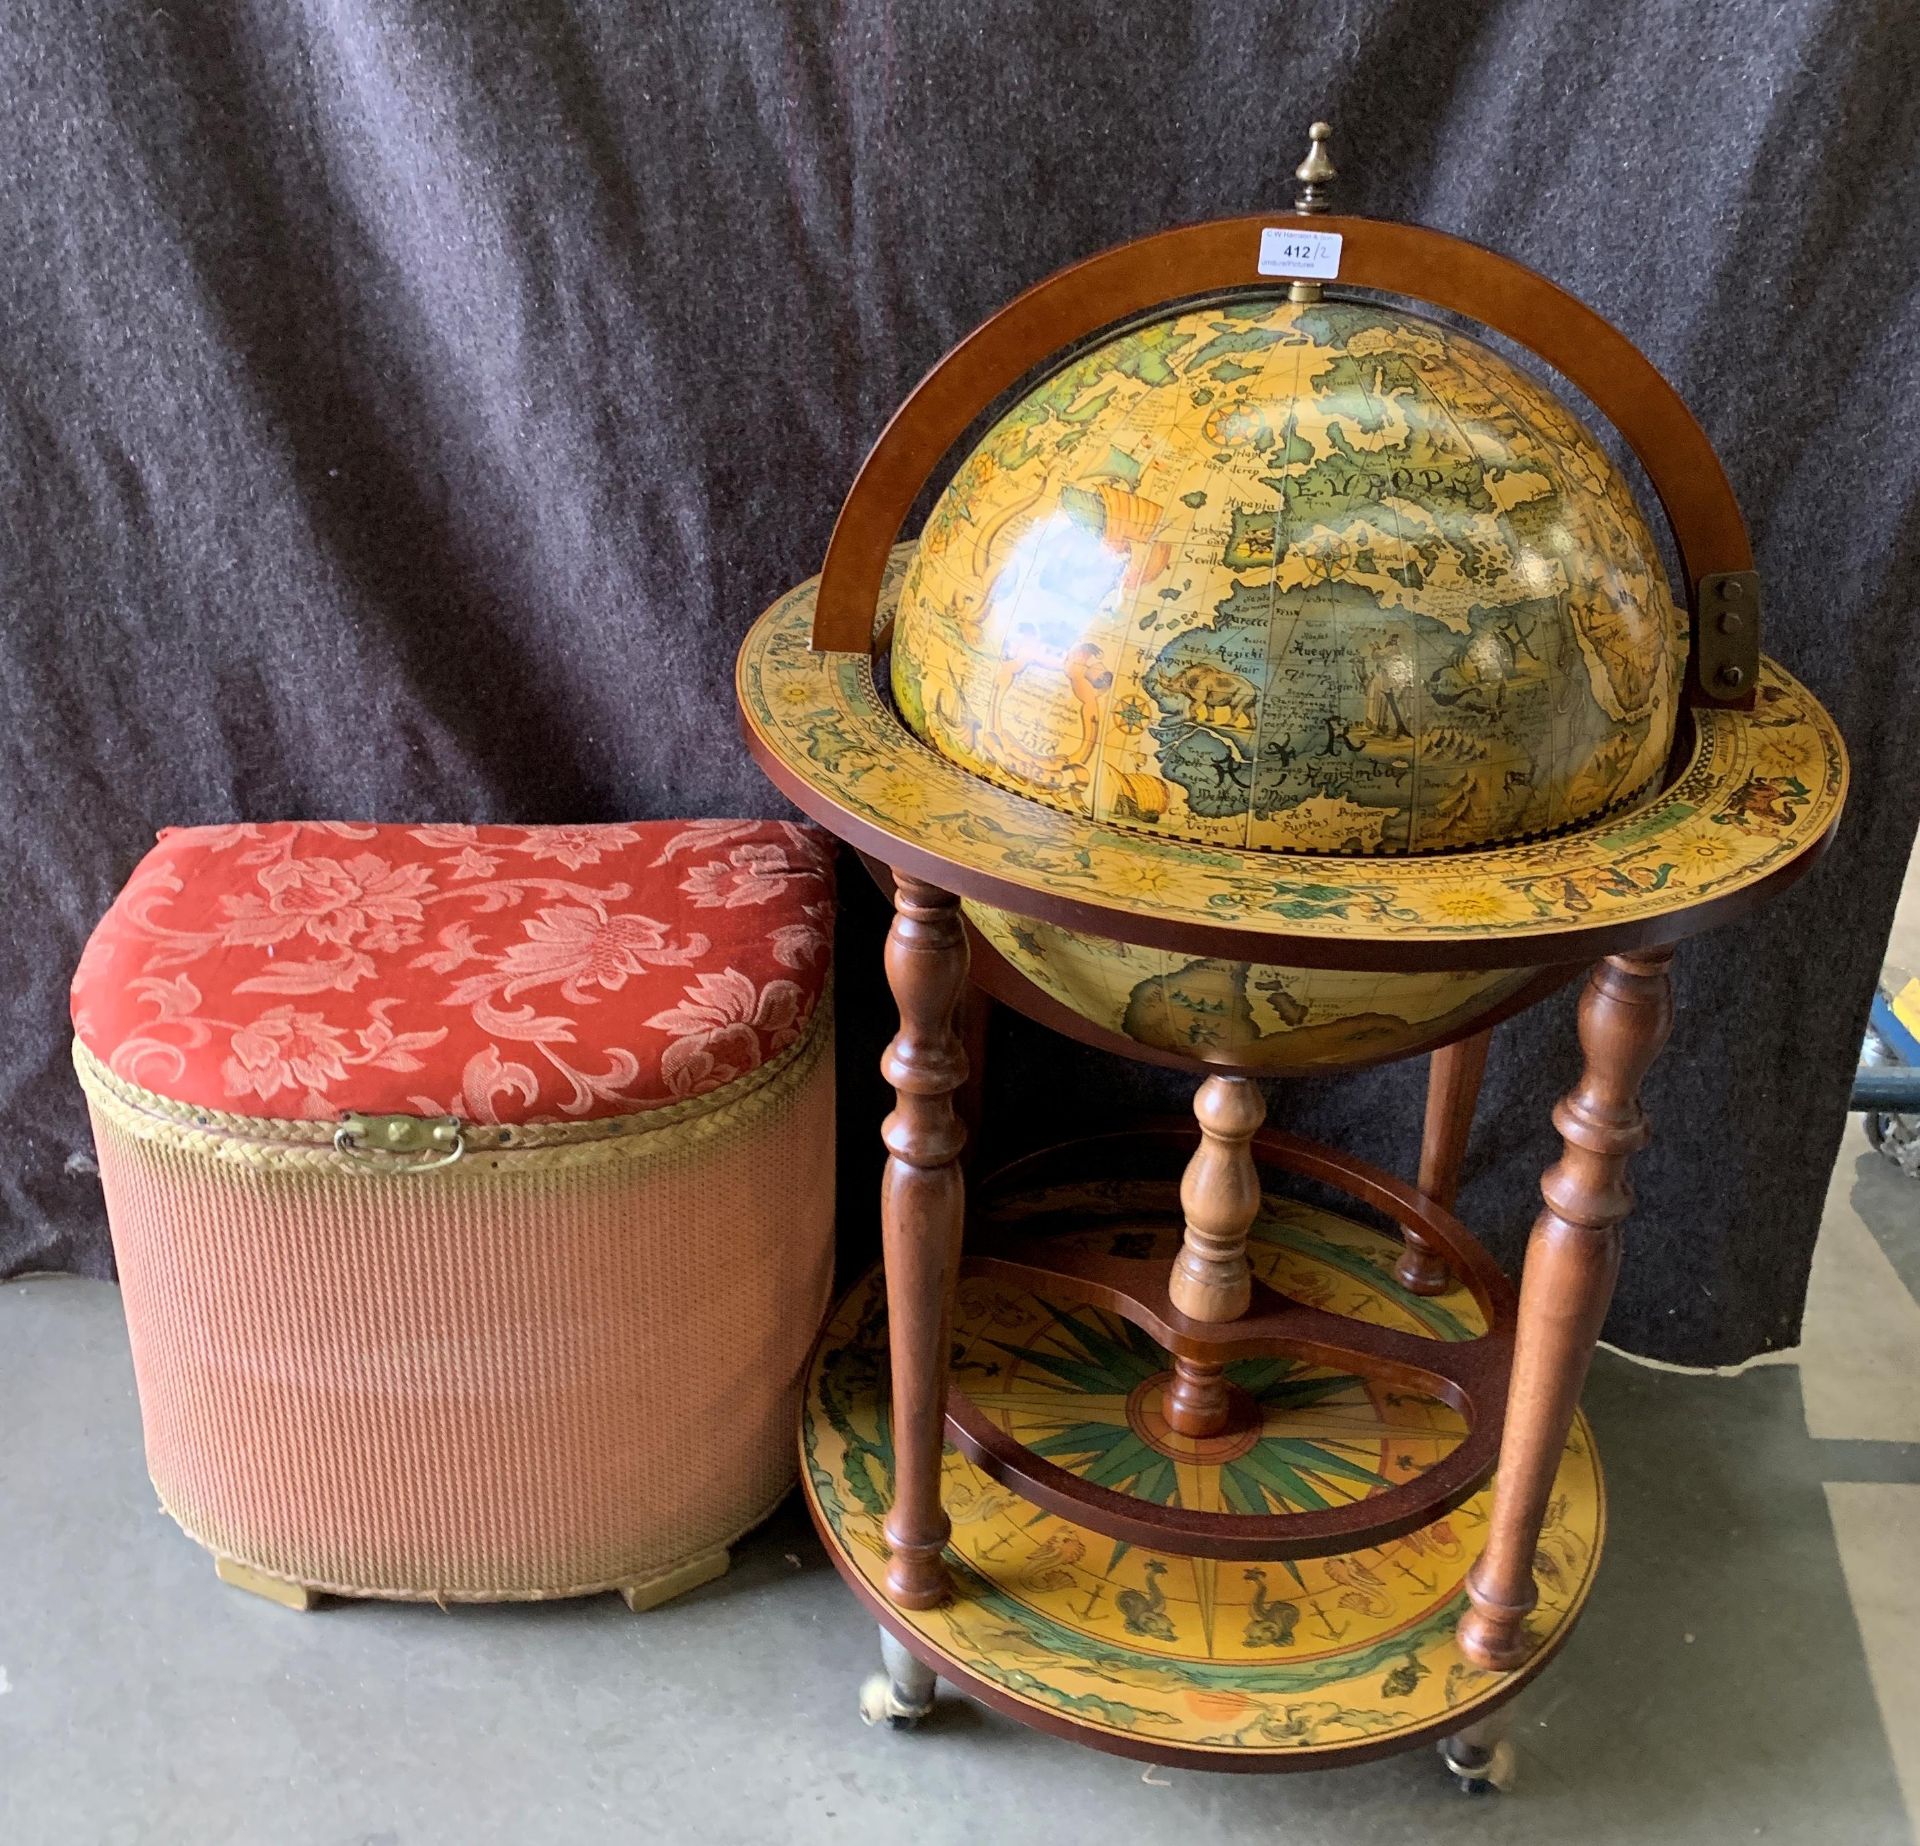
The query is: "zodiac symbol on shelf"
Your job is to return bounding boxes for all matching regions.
[1116,1559,1178,1641]
[1324,1554,1394,1618]
[1714,773,1808,835]
[1242,1568,1301,1648]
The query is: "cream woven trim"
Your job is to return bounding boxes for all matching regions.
[74,980,833,1175]
[160,1475,799,1604]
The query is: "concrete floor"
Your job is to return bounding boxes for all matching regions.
[4,860,1918,1843]
[0,1125,1913,1845]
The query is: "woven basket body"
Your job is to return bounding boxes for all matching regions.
[76,1009,835,1602]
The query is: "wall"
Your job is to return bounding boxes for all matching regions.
[3,0,1916,1361]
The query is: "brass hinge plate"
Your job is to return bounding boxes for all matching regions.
[1689,571,1761,710]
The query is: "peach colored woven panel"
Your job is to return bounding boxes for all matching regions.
[84,1013,835,1601]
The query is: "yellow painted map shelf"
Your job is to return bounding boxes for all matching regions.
[802,1182,1603,1771]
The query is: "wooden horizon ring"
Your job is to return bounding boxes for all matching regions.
[738,587,1847,973]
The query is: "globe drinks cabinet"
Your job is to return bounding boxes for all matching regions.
[736,126,1845,1782]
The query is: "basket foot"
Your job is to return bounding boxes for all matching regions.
[215,1556,319,1611]
[618,1547,730,1612]
[860,1627,937,1729]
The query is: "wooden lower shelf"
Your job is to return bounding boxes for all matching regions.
[801,1184,1605,1772]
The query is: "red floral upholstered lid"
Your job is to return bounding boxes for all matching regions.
[71,820,835,1124]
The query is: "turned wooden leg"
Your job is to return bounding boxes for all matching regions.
[1399,1026,1493,1295]
[1459,948,1674,1670]
[879,874,970,1610]
[954,984,992,1176]
[1165,1074,1266,1438]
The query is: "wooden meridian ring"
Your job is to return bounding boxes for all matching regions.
[809,211,1755,710]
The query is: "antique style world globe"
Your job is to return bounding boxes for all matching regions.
[886,295,1686,1068]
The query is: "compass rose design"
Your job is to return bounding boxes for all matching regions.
[942,1187,1481,1662]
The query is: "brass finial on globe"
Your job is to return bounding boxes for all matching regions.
[1295,120,1336,212]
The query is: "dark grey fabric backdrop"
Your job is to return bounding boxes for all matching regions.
[2,0,1915,1362]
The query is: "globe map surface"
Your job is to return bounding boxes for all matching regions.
[892,297,1684,858]
[887,296,1685,1069]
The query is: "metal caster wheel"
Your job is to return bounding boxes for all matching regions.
[1438,1734,1515,1794]
[859,1628,937,1730]
[859,1672,932,1730]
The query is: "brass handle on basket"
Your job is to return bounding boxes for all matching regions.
[333,1112,466,1173]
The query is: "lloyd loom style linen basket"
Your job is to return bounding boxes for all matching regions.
[70,818,836,1611]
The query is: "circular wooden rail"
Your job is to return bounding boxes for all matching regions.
[943,1125,1517,1560]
